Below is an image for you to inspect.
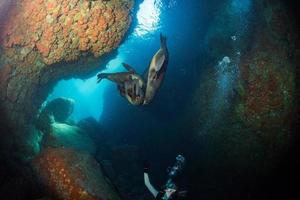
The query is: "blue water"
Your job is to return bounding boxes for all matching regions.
[47,0,212,122]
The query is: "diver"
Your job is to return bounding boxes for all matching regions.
[144,155,187,200]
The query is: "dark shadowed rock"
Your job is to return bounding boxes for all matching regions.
[0,161,43,200]
[96,144,152,200]
[78,117,105,141]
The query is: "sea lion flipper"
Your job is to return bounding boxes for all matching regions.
[97,73,106,83]
[122,62,136,73]
[97,72,130,84]
[160,33,167,50]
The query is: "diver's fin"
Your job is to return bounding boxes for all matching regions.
[122,62,136,73]
[160,33,167,50]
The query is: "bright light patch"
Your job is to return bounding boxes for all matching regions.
[135,0,162,36]
[104,55,125,72]
[75,77,98,95]
[46,56,125,122]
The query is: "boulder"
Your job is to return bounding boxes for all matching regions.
[32,148,121,200]
[43,122,97,155]
[41,97,75,123]
[37,97,75,136]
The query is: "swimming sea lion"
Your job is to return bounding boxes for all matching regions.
[143,34,169,105]
[97,63,145,105]
[123,74,145,105]
[120,63,145,105]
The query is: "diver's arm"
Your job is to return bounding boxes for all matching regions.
[144,172,159,197]
[143,162,159,197]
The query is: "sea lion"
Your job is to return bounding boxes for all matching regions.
[123,74,145,105]
[97,63,145,105]
[143,34,169,105]
[97,62,138,84]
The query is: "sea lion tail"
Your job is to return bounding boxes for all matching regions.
[160,33,167,50]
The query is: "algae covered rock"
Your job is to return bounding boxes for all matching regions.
[37,97,97,155]
[40,97,75,123]
[43,122,97,155]
[32,147,121,200]
[37,97,75,134]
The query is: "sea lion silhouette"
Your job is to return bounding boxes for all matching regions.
[143,34,169,105]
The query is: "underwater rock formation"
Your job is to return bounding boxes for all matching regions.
[37,97,75,133]
[0,161,42,199]
[0,0,13,23]
[184,0,299,176]
[37,97,97,154]
[95,144,152,200]
[0,0,133,64]
[236,0,298,131]
[32,147,121,200]
[78,117,106,141]
[40,97,75,123]
[0,0,134,160]
[43,122,97,155]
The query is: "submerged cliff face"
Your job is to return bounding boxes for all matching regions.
[184,0,299,185]
[0,0,133,160]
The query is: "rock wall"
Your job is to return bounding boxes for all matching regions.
[177,0,299,198]
[184,0,299,174]
[32,147,121,200]
[0,0,134,160]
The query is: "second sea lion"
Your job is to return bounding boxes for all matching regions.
[143,34,169,105]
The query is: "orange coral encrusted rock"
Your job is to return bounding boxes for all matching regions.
[0,0,133,161]
[32,148,121,200]
[0,0,133,65]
